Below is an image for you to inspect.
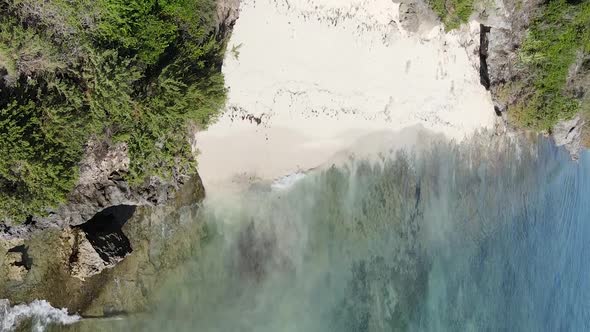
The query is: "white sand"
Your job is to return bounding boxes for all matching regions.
[194,0,497,193]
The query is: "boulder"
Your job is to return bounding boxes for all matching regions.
[553,115,585,158]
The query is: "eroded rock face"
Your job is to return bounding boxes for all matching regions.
[66,228,107,281]
[77,205,134,263]
[4,246,30,282]
[216,0,240,35]
[553,115,585,158]
[0,239,29,283]
[479,24,492,90]
[477,0,542,85]
[0,174,206,316]
[38,141,181,229]
[0,139,183,240]
[78,141,130,186]
[477,0,587,154]
[65,205,135,280]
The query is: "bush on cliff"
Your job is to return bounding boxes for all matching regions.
[428,0,474,30]
[0,0,227,221]
[511,0,590,132]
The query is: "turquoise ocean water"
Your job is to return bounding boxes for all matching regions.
[18,134,590,331]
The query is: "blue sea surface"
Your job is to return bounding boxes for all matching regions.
[58,135,590,331]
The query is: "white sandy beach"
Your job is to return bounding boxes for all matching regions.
[195,0,497,193]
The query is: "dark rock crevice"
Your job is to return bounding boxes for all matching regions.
[77,205,135,264]
[66,205,136,280]
[479,24,492,91]
[7,244,32,270]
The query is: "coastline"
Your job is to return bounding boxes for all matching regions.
[2,0,588,330]
[194,0,498,195]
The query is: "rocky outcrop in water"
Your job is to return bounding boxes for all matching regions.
[0,173,207,316]
[0,138,190,285]
[553,115,585,159]
[66,205,135,280]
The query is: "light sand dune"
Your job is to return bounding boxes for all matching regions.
[195,0,497,193]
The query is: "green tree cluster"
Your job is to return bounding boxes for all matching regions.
[0,0,227,221]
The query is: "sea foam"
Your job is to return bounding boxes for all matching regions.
[0,299,79,332]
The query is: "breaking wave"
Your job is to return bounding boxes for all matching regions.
[0,299,79,332]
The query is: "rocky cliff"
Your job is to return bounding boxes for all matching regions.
[0,0,241,317]
[0,173,207,316]
[0,0,242,240]
[391,0,589,155]
[474,0,589,156]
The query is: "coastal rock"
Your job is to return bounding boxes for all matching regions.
[0,138,186,242]
[553,115,585,158]
[66,228,107,281]
[77,140,130,186]
[4,252,28,282]
[0,239,29,282]
[477,0,542,87]
[67,205,135,280]
[480,18,519,86]
[398,0,438,34]
[216,0,240,35]
[37,140,181,229]
[0,174,206,316]
[566,51,590,116]
[485,27,515,86]
[475,0,589,153]
[0,239,23,265]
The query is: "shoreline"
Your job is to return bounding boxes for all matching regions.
[194,0,498,195]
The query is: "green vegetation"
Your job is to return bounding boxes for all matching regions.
[230,43,243,60]
[510,0,590,131]
[428,0,474,30]
[0,0,227,221]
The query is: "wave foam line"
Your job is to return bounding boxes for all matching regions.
[0,299,80,332]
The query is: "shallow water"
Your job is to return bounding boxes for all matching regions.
[12,135,590,331]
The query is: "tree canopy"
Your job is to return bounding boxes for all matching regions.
[0,0,227,221]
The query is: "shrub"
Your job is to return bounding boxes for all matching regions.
[0,0,227,221]
[428,0,474,30]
